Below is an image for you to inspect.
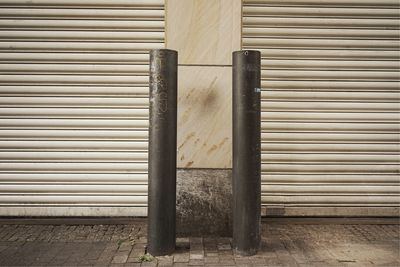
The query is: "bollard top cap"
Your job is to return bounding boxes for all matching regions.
[232,50,260,57]
[150,49,178,54]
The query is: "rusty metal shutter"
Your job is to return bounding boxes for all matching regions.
[0,0,164,216]
[242,0,400,216]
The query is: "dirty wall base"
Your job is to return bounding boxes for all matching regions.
[176,169,232,237]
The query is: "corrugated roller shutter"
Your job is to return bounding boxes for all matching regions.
[243,0,400,215]
[0,0,164,216]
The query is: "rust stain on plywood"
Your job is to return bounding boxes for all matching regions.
[207,145,218,155]
[178,132,195,150]
[185,161,194,168]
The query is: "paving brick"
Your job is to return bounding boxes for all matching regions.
[190,253,204,260]
[189,259,204,266]
[39,225,55,242]
[96,242,119,266]
[49,242,76,266]
[84,242,107,260]
[118,240,134,252]
[173,248,190,263]
[205,252,218,257]
[128,243,146,263]
[176,237,190,253]
[33,242,65,264]
[204,265,234,267]
[217,259,236,266]
[204,256,219,264]
[250,256,266,266]
[234,257,252,265]
[124,263,142,267]
[14,241,44,266]
[136,235,147,244]
[4,225,20,241]
[189,238,201,249]
[218,243,232,251]
[177,237,190,244]
[157,255,174,266]
[141,260,158,267]
[217,237,232,251]
[62,242,93,266]
[112,251,130,263]
[190,237,204,261]
[203,237,217,251]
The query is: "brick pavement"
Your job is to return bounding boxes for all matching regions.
[0,219,398,266]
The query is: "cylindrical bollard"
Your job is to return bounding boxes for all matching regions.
[147,49,178,256]
[232,50,261,256]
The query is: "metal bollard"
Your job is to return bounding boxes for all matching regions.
[232,50,261,256]
[147,49,178,256]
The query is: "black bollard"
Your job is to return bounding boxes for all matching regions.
[232,50,261,256]
[147,49,178,256]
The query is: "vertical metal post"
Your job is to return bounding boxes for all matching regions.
[147,49,178,256]
[232,50,261,256]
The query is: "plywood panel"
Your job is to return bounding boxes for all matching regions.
[177,66,231,168]
[166,0,241,65]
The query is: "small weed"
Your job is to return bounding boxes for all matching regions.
[117,239,124,247]
[139,253,154,262]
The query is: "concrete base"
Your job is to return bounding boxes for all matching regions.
[176,169,232,236]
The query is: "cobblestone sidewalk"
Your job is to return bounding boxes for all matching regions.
[0,219,398,266]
